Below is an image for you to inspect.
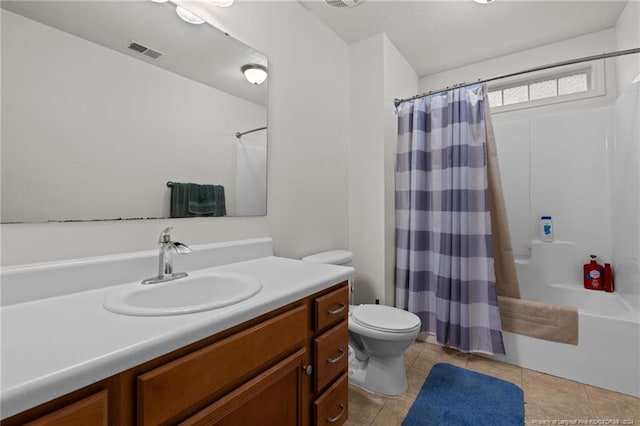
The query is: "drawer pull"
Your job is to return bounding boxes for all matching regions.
[303,364,313,375]
[327,348,345,364]
[326,403,345,423]
[327,303,346,315]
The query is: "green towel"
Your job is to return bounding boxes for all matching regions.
[170,182,226,218]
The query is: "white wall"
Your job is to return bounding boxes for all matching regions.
[349,34,385,304]
[614,0,640,95]
[420,29,616,272]
[612,1,640,295]
[1,1,350,266]
[2,10,266,221]
[348,33,418,305]
[420,29,617,105]
[382,36,419,305]
[612,83,640,295]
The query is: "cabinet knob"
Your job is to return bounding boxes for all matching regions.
[303,365,313,375]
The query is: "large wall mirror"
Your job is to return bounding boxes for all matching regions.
[1,1,268,223]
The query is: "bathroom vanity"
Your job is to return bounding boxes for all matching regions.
[0,238,352,425]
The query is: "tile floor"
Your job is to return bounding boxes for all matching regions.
[344,341,640,425]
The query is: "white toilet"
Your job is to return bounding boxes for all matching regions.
[302,250,421,396]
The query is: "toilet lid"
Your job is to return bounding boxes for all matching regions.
[352,304,421,333]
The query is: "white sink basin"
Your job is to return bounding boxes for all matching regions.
[103,272,262,316]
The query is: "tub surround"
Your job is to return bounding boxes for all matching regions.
[0,238,355,419]
[496,240,640,397]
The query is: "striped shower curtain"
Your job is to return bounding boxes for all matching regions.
[395,84,505,355]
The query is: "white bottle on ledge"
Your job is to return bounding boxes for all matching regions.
[541,216,553,242]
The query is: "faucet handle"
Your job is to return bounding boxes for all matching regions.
[159,227,174,243]
[173,241,193,254]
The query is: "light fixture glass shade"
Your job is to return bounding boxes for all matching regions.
[211,0,234,6]
[149,0,169,3]
[473,0,495,3]
[242,65,268,85]
[176,5,205,24]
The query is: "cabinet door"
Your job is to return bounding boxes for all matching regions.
[138,305,307,425]
[180,349,306,426]
[24,391,108,426]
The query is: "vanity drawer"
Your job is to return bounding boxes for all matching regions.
[313,373,348,426]
[24,390,108,426]
[315,284,348,332]
[179,348,306,426]
[138,304,307,425]
[314,321,348,393]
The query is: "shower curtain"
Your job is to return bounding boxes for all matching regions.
[395,84,505,355]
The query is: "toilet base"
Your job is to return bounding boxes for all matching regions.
[348,345,408,396]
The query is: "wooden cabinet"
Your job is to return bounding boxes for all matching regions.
[309,285,350,426]
[138,305,307,425]
[314,286,348,331]
[23,391,108,426]
[313,375,348,426]
[180,349,306,426]
[2,282,349,426]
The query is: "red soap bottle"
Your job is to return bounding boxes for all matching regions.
[583,255,604,291]
[604,263,614,293]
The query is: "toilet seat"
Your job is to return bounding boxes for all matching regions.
[351,304,420,333]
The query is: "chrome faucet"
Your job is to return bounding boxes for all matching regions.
[142,227,193,284]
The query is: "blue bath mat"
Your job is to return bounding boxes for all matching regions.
[402,363,524,426]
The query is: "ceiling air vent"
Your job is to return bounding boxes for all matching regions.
[127,41,163,59]
[325,0,364,7]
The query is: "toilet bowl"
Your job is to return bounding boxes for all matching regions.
[302,250,422,396]
[348,303,420,395]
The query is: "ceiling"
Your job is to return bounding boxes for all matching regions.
[2,1,267,105]
[300,0,628,77]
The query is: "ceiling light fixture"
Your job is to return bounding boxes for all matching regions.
[176,5,205,24]
[211,0,234,6]
[473,0,495,4]
[241,64,268,85]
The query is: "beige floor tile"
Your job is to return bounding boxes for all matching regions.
[404,367,428,399]
[403,340,426,369]
[585,384,640,422]
[466,355,523,387]
[522,369,596,421]
[347,384,386,424]
[370,395,415,426]
[345,342,640,426]
[343,415,371,426]
[411,342,470,374]
[523,368,586,394]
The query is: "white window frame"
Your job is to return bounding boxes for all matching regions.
[488,59,605,113]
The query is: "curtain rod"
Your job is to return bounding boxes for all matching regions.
[394,47,640,108]
[235,126,267,139]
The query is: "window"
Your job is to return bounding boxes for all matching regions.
[503,85,529,105]
[487,60,604,112]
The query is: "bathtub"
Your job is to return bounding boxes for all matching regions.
[495,242,640,397]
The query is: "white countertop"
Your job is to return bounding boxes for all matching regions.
[0,255,354,419]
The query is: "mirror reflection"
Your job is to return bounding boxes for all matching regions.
[1,1,268,223]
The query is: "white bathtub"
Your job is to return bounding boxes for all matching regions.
[496,242,640,397]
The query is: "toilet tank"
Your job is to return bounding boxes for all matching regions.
[302,250,354,304]
[301,250,353,266]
